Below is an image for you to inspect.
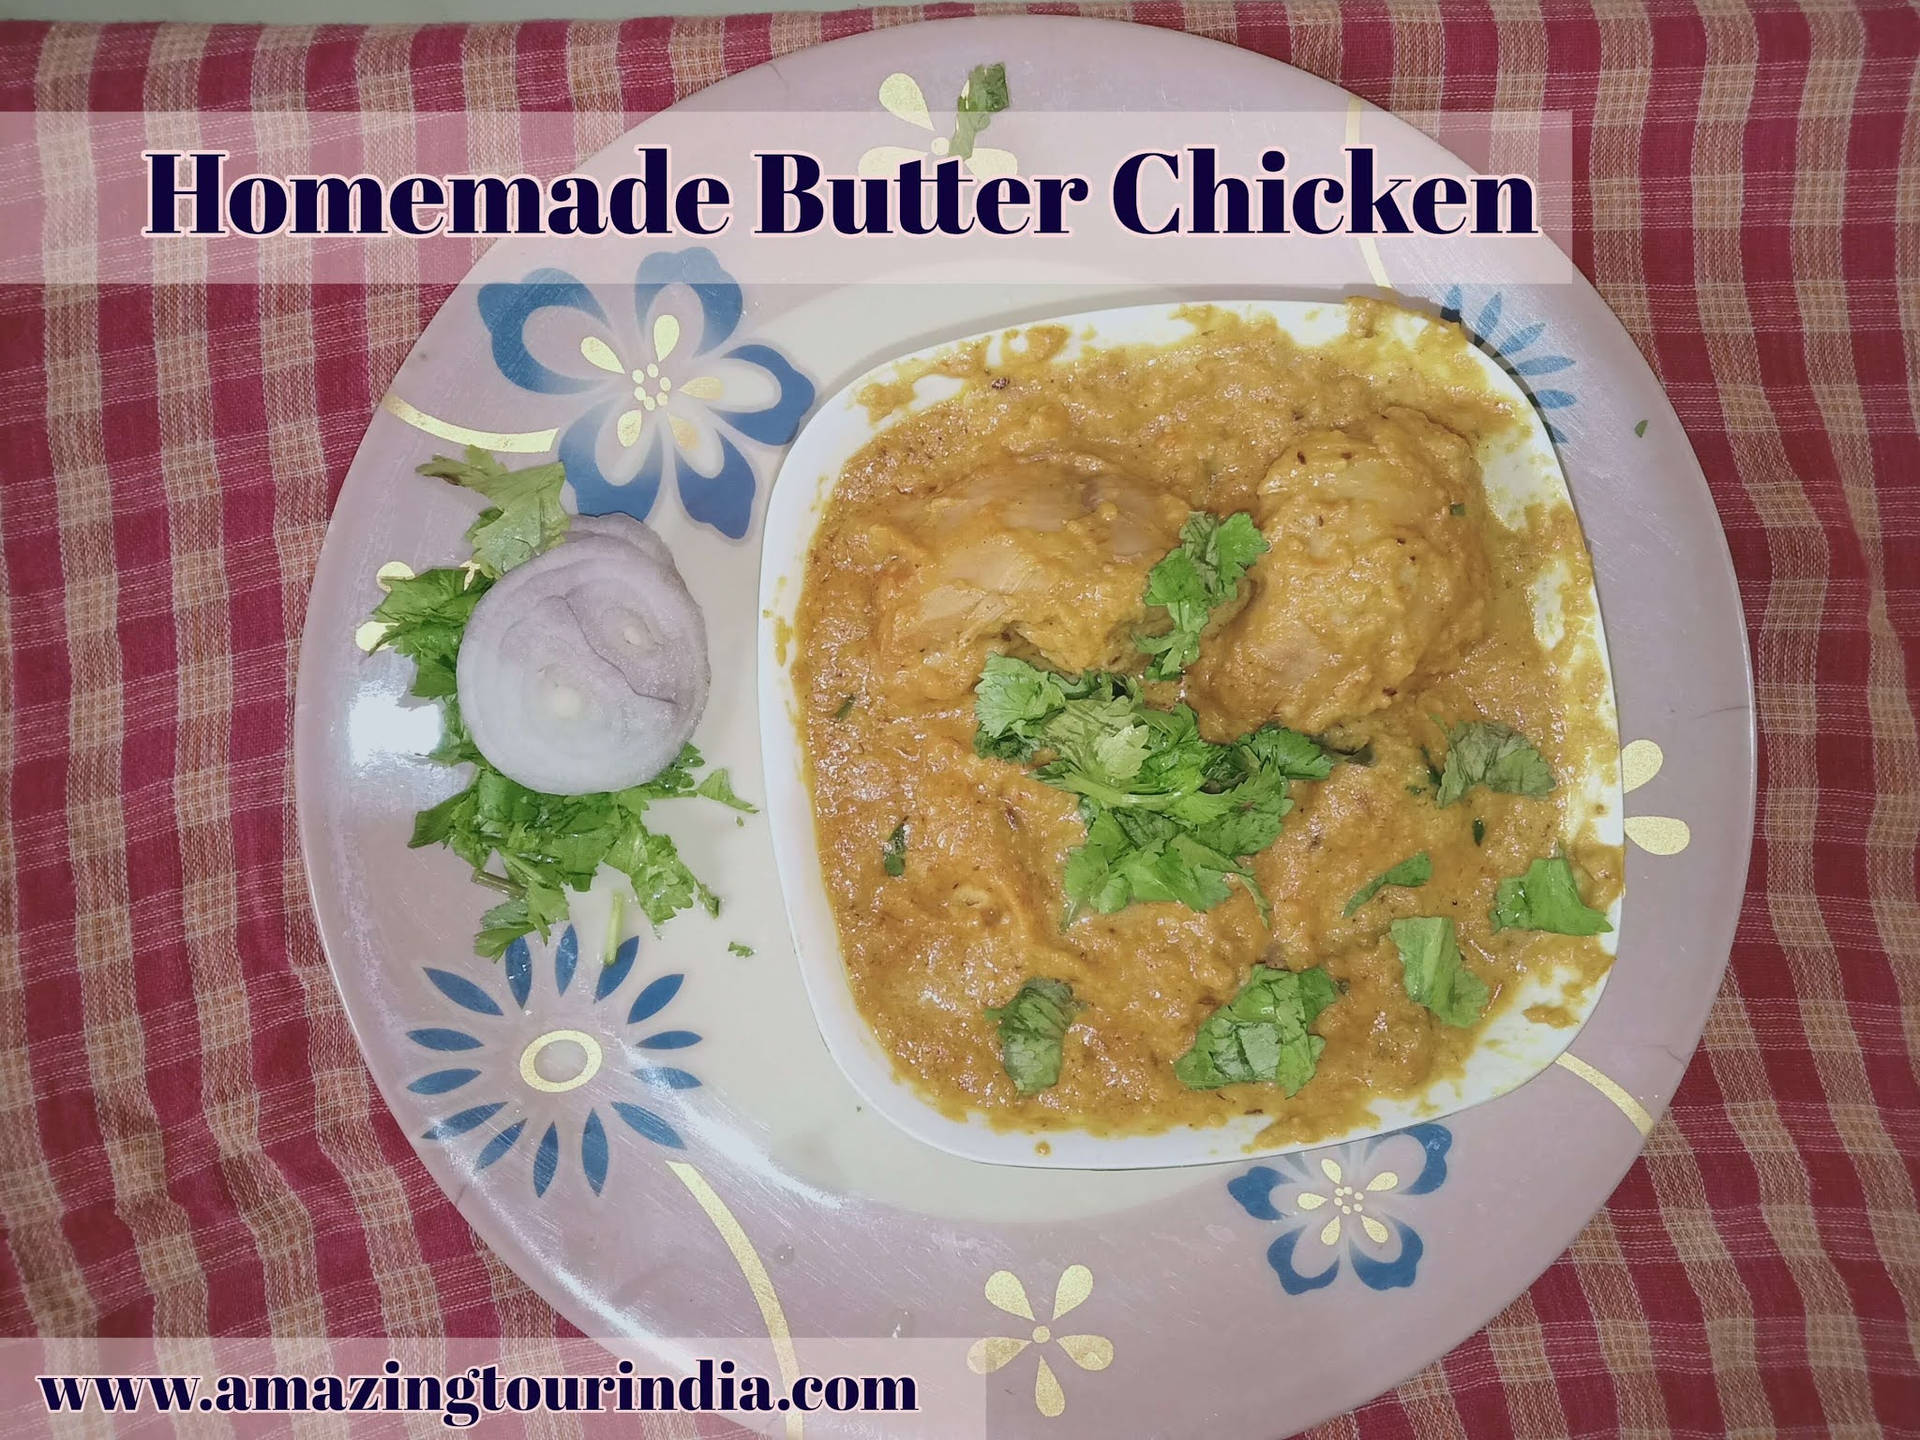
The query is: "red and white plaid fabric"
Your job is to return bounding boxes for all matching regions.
[1,5,1915,1434]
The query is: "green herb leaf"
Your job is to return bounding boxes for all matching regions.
[1490,856,1612,935]
[1389,916,1490,1027]
[1173,965,1340,1093]
[693,768,757,813]
[1633,419,1649,438]
[973,656,1324,923]
[417,446,569,577]
[1343,852,1433,917]
[727,941,755,957]
[882,821,908,877]
[1450,502,1468,516]
[985,977,1081,1094]
[1434,721,1555,807]
[949,62,1011,160]
[1137,511,1270,681]
[1472,817,1486,846]
[833,694,857,720]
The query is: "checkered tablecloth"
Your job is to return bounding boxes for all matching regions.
[2,4,1916,1434]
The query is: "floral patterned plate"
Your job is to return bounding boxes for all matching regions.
[294,17,1754,1435]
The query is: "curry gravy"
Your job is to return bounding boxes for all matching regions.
[793,302,1621,1144]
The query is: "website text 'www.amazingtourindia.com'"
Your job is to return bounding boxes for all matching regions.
[35,1355,920,1428]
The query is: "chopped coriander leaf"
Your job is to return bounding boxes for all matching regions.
[692,767,757,813]
[368,566,493,701]
[1389,916,1489,1027]
[1434,721,1554,807]
[985,978,1081,1093]
[833,694,857,720]
[1472,817,1486,847]
[1137,511,1270,681]
[417,447,569,578]
[1173,965,1339,1093]
[973,656,1328,923]
[1490,856,1612,935]
[882,821,908,877]
[1633,418,1649,438]
[949,62,1011,160]
[1449,502,1468,516]
[727,941,755,957]
[1343,852,1433,917]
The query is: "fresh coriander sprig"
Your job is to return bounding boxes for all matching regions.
[1136,511,1270,681]
[973,655,1328,924]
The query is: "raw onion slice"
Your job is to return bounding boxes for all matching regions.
[456,536,710,795]
[566,512,678,575]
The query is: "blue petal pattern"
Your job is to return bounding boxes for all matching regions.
[407,925,703,1199]
[582,1110,609,1195]
[612,1101,684,1149]
[476,248,814,539]
[637,1030,700,1051]
[533,1123,560,1196]
[628,974,682,1026]
[1438,285,1579,443]
[505,938,532,1010]
[476,1120,526,1170]
[423,1102,506,1140]
[425,968,504,1018]
[407,1028,483,1052]
[597,936,638,1001]
[1230,1123,1452,1295]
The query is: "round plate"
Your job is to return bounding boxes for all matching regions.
[294,17,1754,1435]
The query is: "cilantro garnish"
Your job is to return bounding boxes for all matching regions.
[1173,965,1339,1093]
[417,446,569,579]
[1343,852,1432,917]
[1137,511,1270,681]
[727,941,755,957]
[371,451,744,958]
[1433,721,1555,807]
[949,63,1011,160]
[882,821,908,877]
[1490,856,1612,935]
[1389,916,1490,1027]
[973,655,1328,923]
[985,978,1082,1094]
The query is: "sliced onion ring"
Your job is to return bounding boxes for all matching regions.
[456,535,710,795]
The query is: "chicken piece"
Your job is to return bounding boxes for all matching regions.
[872,456,1188,698]
[1188,409,1490,736]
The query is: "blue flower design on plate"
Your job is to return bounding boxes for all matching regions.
[477,247,814,539]
[1228,1123,1451,1294]
[407,926,703,1198]
[1438,286,1577,444]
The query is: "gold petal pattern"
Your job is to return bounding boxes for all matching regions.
[653,313,681,363]
[1621,738,1664,793]
[579,336,624,374]
[616,408,645,448]
[1033,1355,1065,1418]
[985,1269,1034,1321]
[965,1336,1028,1375]
[679,375,724,400]
[879,72,934,130]
[1050,1264,1092,1320]
[1056,1335,1113,1372]
[1365,1171,1400,1193]
[1625,815,1692,855]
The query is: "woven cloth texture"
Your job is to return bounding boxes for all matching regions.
[1,4,1916,1435]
